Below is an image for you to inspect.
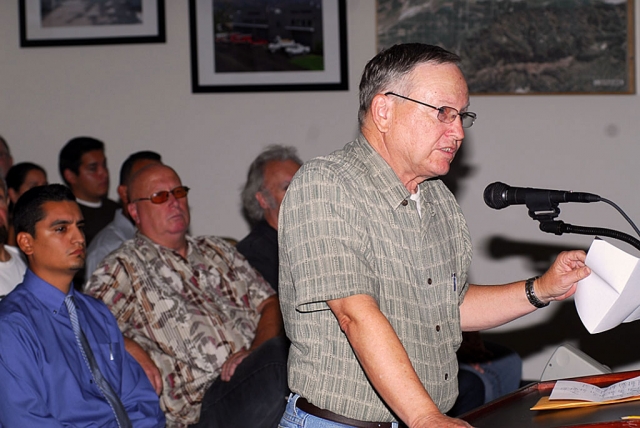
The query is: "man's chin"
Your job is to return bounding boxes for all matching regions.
[70,258,86,272]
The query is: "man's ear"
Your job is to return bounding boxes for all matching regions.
[127,203,140,225]
[117,185,128,204]
[63,169,77,187]
[369,93,393,133]
[255,191,269,210]
[16,232,34,256]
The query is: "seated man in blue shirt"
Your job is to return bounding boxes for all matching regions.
[0,184,165,427]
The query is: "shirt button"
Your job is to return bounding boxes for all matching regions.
[427,278,432,285]
[401,200,408,206]
[435,325,440,332]
[445,373,449,380]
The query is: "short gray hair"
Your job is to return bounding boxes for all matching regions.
[358,43,461,127]
[241,145,302,223]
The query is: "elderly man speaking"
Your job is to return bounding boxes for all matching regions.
[277,43,591,428]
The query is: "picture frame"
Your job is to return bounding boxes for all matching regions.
[377,0,635,95]
[189,0,348,93]
[20,0,166,47]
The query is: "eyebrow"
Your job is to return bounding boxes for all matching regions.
[48,219,85,228]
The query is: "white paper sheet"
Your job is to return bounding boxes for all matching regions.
[575,238,640,334]
[550,375,640,402]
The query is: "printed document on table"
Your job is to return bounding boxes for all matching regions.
[550,376,640,402]
[530,375,640,411]
[575,238,640,334]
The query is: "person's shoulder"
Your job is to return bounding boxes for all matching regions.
[236,232,255,254]
[102,198,119,211]
[4,246,26,266]
[5,245,21,257]
[86,217,132,255]
[0,286,35,325]
[75,292,117,319]
[192,235,237,254]
[423,178,457,201]
[96,237,133,259]
[89,237,140,276]
[237,223,273,251]
[297,139,371,184]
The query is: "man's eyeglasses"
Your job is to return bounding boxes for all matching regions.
[384,92,477,128]
[131,186,190,204]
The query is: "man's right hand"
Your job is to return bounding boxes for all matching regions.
[124,337,163,395]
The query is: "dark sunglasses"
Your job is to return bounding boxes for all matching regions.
[131,186,190,204]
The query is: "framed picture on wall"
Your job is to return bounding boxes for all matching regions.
[189,0,348,93]
[377,0,635,95]
[19,0,166,47]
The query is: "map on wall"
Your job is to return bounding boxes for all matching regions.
[377,0,635,95]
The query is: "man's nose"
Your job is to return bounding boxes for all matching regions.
[166,191,180,206]
[72,225,86,245]
[450,116,465,140]
[98,165,109,178]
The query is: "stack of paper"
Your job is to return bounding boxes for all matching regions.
[531,375,640,410]
[575,238,640,334]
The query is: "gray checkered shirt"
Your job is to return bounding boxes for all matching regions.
[279,135,473,422]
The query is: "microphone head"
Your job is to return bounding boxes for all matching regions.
[484,181,510,209]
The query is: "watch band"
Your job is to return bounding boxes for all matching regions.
[525,276,549,308]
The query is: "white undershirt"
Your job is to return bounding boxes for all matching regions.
[410,186,422,218]
[75,198,102,208]
[0,246,27,300]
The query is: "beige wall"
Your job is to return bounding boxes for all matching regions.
[2,1,640,379]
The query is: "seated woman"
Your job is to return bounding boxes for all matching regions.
[6,162,47,246]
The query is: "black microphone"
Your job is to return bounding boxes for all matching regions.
[483,182,601,210]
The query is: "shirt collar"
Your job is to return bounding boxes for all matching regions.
[134,231,194,260]
[356,134,412,210]
[22,269,74,314]
[75,198,102,209]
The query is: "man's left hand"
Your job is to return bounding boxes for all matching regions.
[220,349,251,381]
[537,250,591,303]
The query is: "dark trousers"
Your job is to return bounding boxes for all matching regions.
[446,368,485,417]
[189,336,290,428]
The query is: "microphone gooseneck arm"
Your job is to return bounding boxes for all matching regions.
[539,221,640,252]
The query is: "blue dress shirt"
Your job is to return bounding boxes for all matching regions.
[0,269,165,427]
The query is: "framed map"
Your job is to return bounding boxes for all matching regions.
[377,0,635,95]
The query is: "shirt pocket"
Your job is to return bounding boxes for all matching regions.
[93,322,123,369]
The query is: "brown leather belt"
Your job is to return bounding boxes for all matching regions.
[295,396,393,428]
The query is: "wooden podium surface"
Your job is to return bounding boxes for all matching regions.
[461,371,640,428]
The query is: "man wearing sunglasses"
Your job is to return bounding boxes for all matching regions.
[85,150,162,284]
[86,164,289,428]
[277,43,591,428]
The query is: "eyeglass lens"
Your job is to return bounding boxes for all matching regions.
[149,186,190,204]
[438,107,475,128]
